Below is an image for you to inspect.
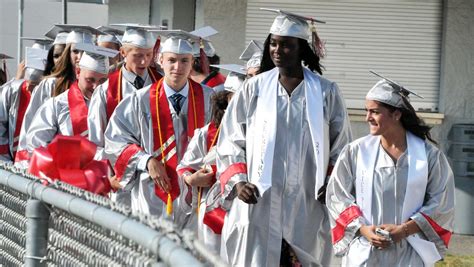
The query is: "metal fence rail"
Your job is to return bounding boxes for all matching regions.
[0,162,228,267]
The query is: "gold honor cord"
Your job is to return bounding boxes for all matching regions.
[117,69,123,103]
[155,79,198,216]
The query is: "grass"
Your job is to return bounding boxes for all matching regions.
[436,254,474,267]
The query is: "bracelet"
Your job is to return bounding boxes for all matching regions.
[402,223,409,237]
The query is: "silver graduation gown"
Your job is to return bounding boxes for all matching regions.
[326,139,455,266]
[176,123,221,252]
[15,77,56,166]
[25,89,89,152]
[217,73,352,266]
[104,82,213,228]
[0,79,26,161]
[88,66,155,160]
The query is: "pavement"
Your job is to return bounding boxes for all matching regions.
[447,234,474,256]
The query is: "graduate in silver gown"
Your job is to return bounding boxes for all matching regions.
[25,44,115,152]
[88,24,163,162]
[177,64,246,254]
[104,31,213,228]
[216,9,352,266]
[15,25,101,166]
[0,48,47,161]
[326,77,455,266]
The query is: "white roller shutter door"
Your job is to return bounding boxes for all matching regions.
[246,0,442,111]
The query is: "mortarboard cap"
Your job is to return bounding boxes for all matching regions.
[366,71,423,108]
[24,47,48,82]
[240,40,264,69]
[25,47,48,71]
[96,26,124,44]
[0,54,14,60]
[75,43,119,74]
[44,26,69,45]
[53,24,104,45]
[21,37,53,50]
[261,8,325,40]
[112,24,162,49]
[152,30,201,55]
[191,26,218,57]
[211,64,246,93]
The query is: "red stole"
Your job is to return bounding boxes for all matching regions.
[106,67,163,120]
[204,71,226,88]
[149,78,205,203]
[12,81,31,156]
[67,81,89,136]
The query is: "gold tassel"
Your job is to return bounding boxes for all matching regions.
[166,193,173,216]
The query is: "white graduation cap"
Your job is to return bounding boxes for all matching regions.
[240,40,264,69]
[152,30,201,55]
[211,64,246,93]
[24,47,48,82]
[51,24,104,45]
[366,70,423,108]
[21,37,53,50]
[75,43,119,74]
[96,26,124,44]
[190,26,218,57]
[44,26,69,45]
[111,23,163,49]
[25,47,48,71]
[261,8,325,40]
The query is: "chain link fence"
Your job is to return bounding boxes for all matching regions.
[0,162,227,267]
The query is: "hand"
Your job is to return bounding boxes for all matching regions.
[359,225,392,250]
[235,182,259,204]
[108,175,122,191]
[379,224,406,243]
[147,158,171,193]
[184,168,214,187]
[15,60,26,80]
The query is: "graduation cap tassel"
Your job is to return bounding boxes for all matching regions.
[166,193,173,216]
[199,38,210,75]
[310,21,326,59]
[2,60,7,80]
[153,37,161,63]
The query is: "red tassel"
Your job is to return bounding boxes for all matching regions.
[311,23,326,58]
[199,39,210,75]
[153,37,161,63]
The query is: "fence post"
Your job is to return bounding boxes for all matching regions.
[25,199,50,266]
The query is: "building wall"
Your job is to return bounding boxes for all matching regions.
[195,0,247,65]
[437,0,474,150]
[0,0,108,76]
[108,0,150,24]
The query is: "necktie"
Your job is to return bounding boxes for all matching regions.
[134,76,144,89]
[169,93,184,115]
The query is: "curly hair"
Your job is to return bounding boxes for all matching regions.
[48,43,76,96]
[211,90,233,126]
[258,34,323,75]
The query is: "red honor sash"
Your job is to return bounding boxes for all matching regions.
[67,81,89,136]
[106,67,163,120]
[150,78,205,203]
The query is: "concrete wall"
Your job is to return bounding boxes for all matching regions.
[108,0,150,24]
[0,0,108,77]
[437,0,474,150]
[195,0,247,65]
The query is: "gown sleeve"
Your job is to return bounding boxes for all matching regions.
[410,143,455,257]
[326,143,365,256]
